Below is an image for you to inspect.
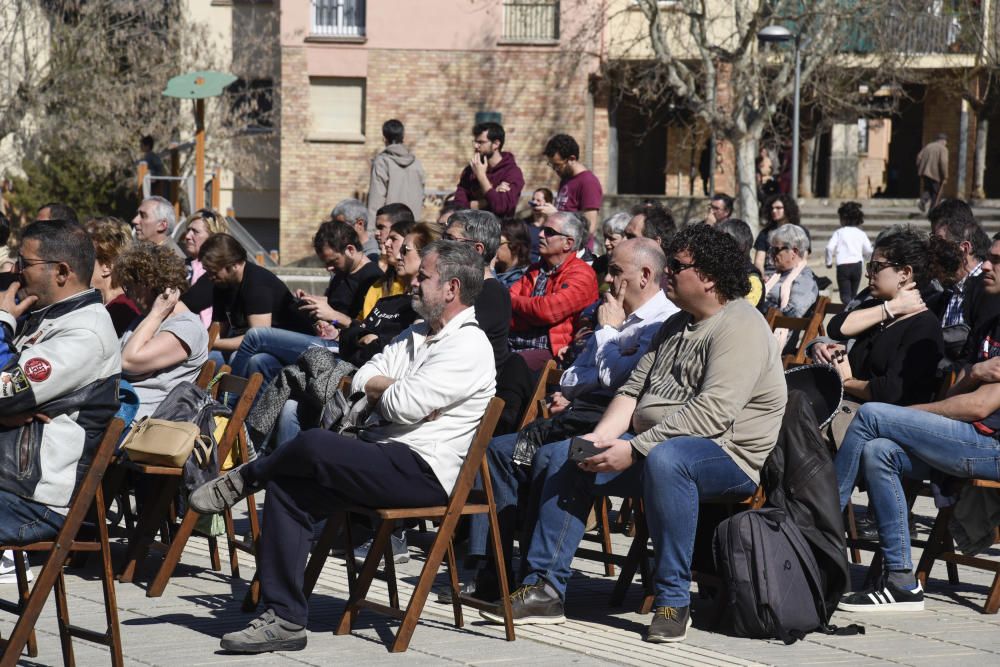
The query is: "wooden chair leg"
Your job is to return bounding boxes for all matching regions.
[336,520,394,636]
[207,535,222,572]
[916,506,953,587]
[390,521,459,653]
[845,504,863,564]
[146,502,201,597]
[2,543,75,663]
[446,541,464,628]
[637,551,655,615]
[611,515,648,607]
[53,570,76,667]
[384,529,400,611]
[984,571,1000,614]
[596,497,615,577]
[93,485,125,667]
[303,513,344,599]
[484,480,514,642]
[222,509,241,580]
[12,551,38,658]
[118,476,178,583]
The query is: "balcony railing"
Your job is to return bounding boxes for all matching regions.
[312,0,365,38]
[503,1,559,43]
[846,4,979,55]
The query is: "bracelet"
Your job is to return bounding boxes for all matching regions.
[883,301,895,319]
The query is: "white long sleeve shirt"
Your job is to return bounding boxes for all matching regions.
[350,306,496,493]
[559,290,678,400]
[825,226,872,266]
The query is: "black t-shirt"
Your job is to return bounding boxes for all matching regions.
[839,304,944,406]
[324,261,383,321]
[181,263,312,337]
[475,278,512,369]
[339,293,417,367]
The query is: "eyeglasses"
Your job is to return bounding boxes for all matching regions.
[401,244,418,255]
[546,159,568,171]
[771,204,785,210]
[768,246,792,256]
[14,256,61,272]
[866,260,902,275]
[666,257,697,274]
[539,227,569,238]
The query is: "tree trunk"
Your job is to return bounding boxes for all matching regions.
[974,112,988,199]
[735,136,759,232]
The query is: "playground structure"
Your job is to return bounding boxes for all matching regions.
[135,70,277,267]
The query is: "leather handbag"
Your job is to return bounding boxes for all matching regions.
[121,417,211,468]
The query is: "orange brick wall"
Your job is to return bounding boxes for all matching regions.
[279,47,593,263]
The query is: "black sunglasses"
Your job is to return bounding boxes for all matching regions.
[866,260,902,275]
[540,226,569,238]
[666,257,696,274]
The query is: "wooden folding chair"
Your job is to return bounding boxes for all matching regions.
[767,296,829,368]
[517,359,559,429]
[0,419,125,666]
[117,371,262,597]
[206,322,221,351]
[610,485,766,616]
[300,397,514,653]
[194,358,218,389]
[916,478,1000,613]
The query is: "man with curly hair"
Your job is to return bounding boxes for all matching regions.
[481,225,787,644]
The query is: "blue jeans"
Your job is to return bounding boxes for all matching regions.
[836,402,1000,571]
[522,435,754,607]
[0,489,65,544]
[468,433,558,576]
[228,328,338,385]
[274,399,303,449]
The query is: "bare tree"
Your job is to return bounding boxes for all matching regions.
[595,0,914,228]
[0,0,278,206]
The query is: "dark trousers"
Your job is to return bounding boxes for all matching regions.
[243,430,447,626]
[920,176,941,210]
[835,262,863,305]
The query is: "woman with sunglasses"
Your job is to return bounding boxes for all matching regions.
[179,208,228,326]
[358,218,415,320]
[821,228,955,408]
[762,223,817,319]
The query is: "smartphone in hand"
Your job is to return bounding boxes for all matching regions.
[569,436,603,463]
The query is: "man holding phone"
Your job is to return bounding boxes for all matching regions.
[481,225,786,644]
[452,122,524,218]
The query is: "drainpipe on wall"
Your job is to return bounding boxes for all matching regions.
[958,98,969,198]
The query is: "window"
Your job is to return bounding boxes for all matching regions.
[309,77,365,141]
[502,0,559,42]
[311,0,365,37]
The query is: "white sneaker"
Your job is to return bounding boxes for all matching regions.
[0,552,32,584]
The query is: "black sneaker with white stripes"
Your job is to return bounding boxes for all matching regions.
[839,579,924,612]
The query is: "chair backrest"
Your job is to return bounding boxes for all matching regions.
[210,372,264,463]
[446,397,506,506]
[768,296,830,368]
[194,359,217,389]
[206,322,221,351]
[517,359,561,429]
[935,369,958,401]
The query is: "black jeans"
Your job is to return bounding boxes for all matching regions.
[243,430,447,626]
[920,176,941,210]
[836,262,863,305]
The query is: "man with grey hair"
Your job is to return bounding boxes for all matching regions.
[509,211,599,370]
[190,240,497,654]
[131,196,185,258]
[332,198,379,260]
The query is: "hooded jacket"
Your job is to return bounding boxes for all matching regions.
[453,151,525,218]
[367,143,426,222]
[0,289,121,510]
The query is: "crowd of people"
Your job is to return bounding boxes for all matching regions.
[2,118,1000,657]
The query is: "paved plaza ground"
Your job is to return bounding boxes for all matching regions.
[2,491,1000,666]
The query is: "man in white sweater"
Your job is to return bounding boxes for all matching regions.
[190,241,496,654]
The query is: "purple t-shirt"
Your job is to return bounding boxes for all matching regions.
[555,170,603,212]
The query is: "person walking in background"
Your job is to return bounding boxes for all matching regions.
[826,201,872,304]
[367,119,426,223]
[916,134,948,213]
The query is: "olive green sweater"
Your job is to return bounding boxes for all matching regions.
[618,299,787,483]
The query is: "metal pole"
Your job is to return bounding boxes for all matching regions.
[792,37,801,200]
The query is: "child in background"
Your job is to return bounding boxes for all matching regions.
[826,201,872,304]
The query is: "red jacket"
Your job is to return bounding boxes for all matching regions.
[509,254,598,357]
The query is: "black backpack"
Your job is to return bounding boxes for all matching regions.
[713,507,863,644]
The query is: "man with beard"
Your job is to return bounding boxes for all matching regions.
[189,240,496,654]
[452,122,525,218]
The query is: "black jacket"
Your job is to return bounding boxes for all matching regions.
[761,390,849,619]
